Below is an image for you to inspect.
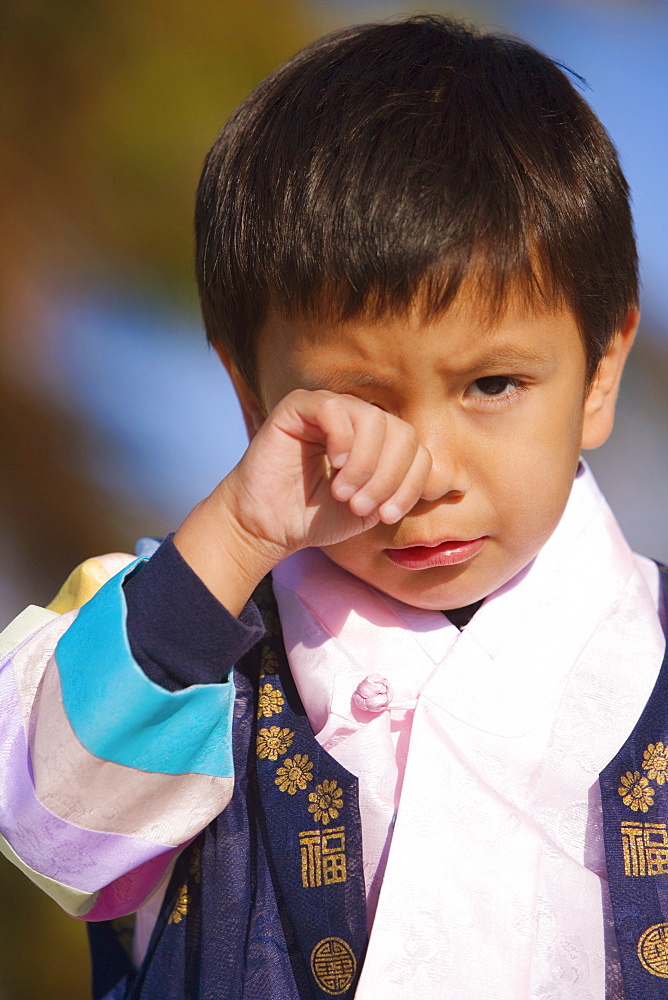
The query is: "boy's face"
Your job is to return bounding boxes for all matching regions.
[249,292,625,610]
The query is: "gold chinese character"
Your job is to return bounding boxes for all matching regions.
[322,827,346,855]
[638,923,668,978]
[323,853,347,884]
[299,827,347,888]
[646,849,668,876]
[322,826,346,884]
[622,822,646,876]
[621,822,668,876]
[645,824,668,874]
[311,937,357,995]
[300,830,322,888]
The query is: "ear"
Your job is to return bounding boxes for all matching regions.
[214,346,265,440]
[581,308,639,450]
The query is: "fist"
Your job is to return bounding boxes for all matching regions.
[174,389,434,616]
[227,388,434,551]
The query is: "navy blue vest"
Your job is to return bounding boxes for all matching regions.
[90,568,668,1000]
[600,564,668,998]
[89,577,367,1000]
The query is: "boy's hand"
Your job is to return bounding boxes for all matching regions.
[174,390,432,615]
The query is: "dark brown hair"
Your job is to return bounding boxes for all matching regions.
[195,15,637,390]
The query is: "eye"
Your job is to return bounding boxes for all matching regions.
[467,375,522,399]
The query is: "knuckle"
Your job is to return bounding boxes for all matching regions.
[283,388,314,415]
[314,390,339,413]
[318,392,349,426]
[360,400,387,425]
[375,465,407,497]
[318,389,339,405]
[417,442,433,466]
[386,413,417,446]
[349,456,378,483]
[288,388,310,403]
[403,424,420,451]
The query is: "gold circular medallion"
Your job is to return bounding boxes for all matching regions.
[638,923,668,977]
[310,937,357,995]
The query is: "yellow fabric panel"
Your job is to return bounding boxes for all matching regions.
[46,558,111,614]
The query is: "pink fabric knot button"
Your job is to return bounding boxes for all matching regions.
[352,674,394,713]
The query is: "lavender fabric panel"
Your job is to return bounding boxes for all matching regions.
[123,534,265,691]
[0,657,175,893]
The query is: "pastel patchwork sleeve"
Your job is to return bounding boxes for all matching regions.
[0,548,252,922]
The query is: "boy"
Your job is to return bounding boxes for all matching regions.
[1,14,666,1000]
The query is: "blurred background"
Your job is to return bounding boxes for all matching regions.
[0,0,666,996]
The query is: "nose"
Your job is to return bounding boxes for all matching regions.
[416,421,471,504]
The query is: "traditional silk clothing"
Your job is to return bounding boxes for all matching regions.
[0,463,666,998]
[273,462,664,998]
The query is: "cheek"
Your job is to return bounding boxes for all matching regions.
[319,525,392,583]
[321,528,379,565]
[493,427,581,545]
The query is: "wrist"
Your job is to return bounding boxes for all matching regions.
[173,475,286,617]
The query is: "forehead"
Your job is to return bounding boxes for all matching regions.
[256,293,585,398]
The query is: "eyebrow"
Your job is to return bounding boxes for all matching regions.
[453,346,553,374]
[299,370,396,393]
[299,346,553,391]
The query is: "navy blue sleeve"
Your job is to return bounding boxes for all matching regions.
[123,534,265,691]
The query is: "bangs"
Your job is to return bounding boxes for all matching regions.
[274,239,563,341]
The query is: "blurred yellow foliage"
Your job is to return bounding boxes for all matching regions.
[0,0,312,299]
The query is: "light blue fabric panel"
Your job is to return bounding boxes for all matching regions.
[56,561,235,777]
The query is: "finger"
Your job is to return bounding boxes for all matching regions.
[346,418,421,516]
[377,444,433,524]
[278,390,356,469]
[329,404,389,503]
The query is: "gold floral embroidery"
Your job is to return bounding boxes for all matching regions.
[619,771,655,813]
[261,607,281,637]
[168,884,189,924]
[188,845,202,884]
[308,779,344,825]
[644,743,668,785]
[110,914,135,961]
[260,647,279,677]
[257,726,294,760]
[275,753,314,794]
[257,683,284,719]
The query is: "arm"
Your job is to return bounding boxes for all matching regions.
[0,543,262,921]
[1,387,432,920]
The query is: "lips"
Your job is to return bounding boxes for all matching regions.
[386,536,486,570]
